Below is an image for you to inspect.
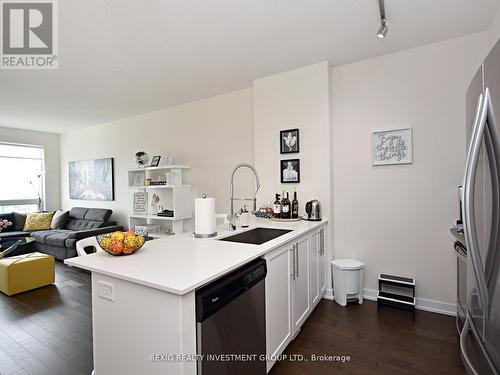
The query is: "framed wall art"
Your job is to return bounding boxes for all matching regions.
[69,158,114,200]
[280,159,300,183]
[372,128,413,166]
[280,128,299,154]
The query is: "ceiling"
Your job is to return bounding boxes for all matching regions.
[1,0,499,133]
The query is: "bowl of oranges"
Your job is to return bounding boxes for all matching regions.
[96,230,146,256]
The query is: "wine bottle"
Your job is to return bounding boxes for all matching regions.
[281,192,291,219]
[273,193,282,218]
[292,190,299,219]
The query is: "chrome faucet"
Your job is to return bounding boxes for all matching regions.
[230,163,260,215]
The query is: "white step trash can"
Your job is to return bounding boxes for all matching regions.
[332,259,365,306]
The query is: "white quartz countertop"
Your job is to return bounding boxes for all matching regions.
[64,218,327,295]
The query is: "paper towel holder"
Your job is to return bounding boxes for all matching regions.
[193,232,217,239]
[193,194,219,239]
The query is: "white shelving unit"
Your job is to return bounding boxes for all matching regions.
[128,165,192,236]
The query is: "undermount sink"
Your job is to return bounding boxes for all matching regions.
[218,227,292,245]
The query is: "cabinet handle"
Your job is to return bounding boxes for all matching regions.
[320,230,325,256]
[291,246,296,280]
[295,243,299,278]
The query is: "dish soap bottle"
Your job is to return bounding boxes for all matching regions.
[273,194,282,218]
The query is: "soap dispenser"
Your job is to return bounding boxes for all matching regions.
[239,206,250,228]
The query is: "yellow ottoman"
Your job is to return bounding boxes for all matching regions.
[0,252,55,296]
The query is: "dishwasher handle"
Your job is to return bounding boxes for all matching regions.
[195,258,267,322]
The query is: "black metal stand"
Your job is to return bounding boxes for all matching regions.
[377,274,416,321]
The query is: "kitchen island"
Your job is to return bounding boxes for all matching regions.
[65,218,328,375]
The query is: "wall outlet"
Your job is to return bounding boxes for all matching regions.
[98,281,114,302]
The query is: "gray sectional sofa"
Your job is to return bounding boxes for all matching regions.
[0,207,121,260]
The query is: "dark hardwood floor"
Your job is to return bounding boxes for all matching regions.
[0,262,464,375]
[0,261,93,375]
[270,300,465,375]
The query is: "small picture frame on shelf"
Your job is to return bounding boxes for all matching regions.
[131,172,145,187]
[163,153,174,166]
[133,192,148,215]
[280,159,300,183]
[280,128,299,154]
[150,155,161,167]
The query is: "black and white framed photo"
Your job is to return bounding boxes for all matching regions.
[280,128,299,154]
[150,155,161,167]
[372,127,413,165]
[280,159,300,183]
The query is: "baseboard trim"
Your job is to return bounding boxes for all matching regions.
[322,288,456,316]
[362,288,456,316]
[323,288,334,300]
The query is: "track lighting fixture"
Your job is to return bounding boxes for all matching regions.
[377,0,388,39]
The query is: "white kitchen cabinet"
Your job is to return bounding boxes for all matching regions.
[309,231,319,305]
[292,236,310,331]
[264,224,327,373]
[318,228,327,296]
[309,228,327,307]
[264,243,293,372]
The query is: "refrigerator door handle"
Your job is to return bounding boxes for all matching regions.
[460,317,480,375]
[463,90,490,314]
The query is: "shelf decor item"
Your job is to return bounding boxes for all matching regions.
[150,155,161,167]
[69,158,114,201]
[133,192,148,215]
[134,151,150,167]
[372,128,413,165]
[280,159,300,183]
[131,172,145,187]
[280,128,299,154]
[163,153,174,166]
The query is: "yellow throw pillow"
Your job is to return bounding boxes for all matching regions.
[23,212,55,231]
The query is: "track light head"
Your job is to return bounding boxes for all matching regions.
[376,0,388,39]
[377,20,388,39]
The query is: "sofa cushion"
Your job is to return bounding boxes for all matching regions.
[85,208,112,223]
[0,230,30,239]
[31,230,72,246]
[51,210,69,229]
[30,230,57,244]
[69,207,88,220]
[65,220,102,231]
[44,232,73,248]
[23,212,55,231]
[12,212,26,231]
[0,213,16,232]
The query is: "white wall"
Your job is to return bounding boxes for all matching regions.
[60,89,254,228]
[253,62,333,291]
[489,6,500,48]
[331,32,488,312]
[0,126,61,210]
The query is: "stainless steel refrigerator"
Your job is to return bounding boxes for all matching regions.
[462,38,500,375]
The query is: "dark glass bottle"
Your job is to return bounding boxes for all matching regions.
[281,192,291,219]
[292,190,299,219]
[273,193,281,218]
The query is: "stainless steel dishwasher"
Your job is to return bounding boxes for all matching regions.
[196,258,267,375]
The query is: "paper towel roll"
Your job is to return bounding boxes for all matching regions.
[195,197,216,237]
